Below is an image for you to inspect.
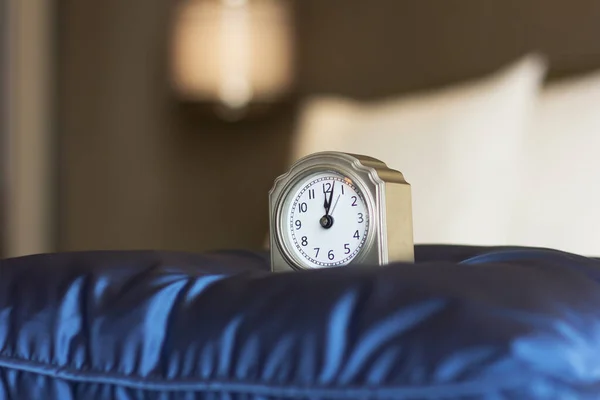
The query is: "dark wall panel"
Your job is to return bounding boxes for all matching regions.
[297,0,600,99]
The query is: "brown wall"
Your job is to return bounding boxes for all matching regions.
[57,0,600,253]
[0,0,7,257]
[58,0,295,253]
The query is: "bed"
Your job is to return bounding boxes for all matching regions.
[1,245,600,399]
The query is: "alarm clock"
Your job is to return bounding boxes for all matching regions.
[269,151,414,272]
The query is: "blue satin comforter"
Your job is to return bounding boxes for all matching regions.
[1,245,600,399]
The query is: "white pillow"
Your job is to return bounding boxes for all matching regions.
[290,55,547,246]
[510,69,600,256]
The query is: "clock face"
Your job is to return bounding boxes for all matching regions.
[283,171,370,269]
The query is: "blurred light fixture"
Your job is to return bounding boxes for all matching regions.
[170,0,295,119]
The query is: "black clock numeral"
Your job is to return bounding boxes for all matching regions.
[341,185,345,195]
[301,236,308,246]
[298,202,308,213]
[323,182,332,193]
[328,250,335,260]
[295,220,302,230]
[358,213,364,223]
[351,196,358,206]
[353,230,360,239]
[308,189,315,200]
[314,248,320,257]
[344,244,351,254]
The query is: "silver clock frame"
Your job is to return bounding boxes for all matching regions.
[269,151,414,272]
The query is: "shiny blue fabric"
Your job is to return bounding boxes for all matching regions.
[1,245,600,399]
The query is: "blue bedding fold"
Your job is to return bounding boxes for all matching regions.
[0,245,599,399]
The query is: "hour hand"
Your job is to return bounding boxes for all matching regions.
[320,182,335,229]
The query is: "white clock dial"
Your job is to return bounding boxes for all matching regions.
[283,171,370,269]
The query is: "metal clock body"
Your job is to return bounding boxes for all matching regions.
[269,151,414,272]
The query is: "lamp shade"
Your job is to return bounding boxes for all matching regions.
[170,0,295,111]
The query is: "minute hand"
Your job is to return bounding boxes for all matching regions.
[325,181,335,216]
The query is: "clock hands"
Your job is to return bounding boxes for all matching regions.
[326,181,335,215]
[329,194,341,216]
[320,181,336,229]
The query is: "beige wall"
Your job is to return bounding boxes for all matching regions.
[4,0,54,258]
[57,0,600,254]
